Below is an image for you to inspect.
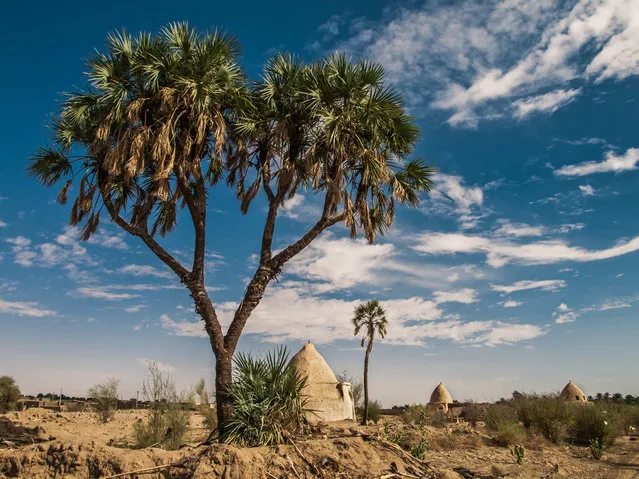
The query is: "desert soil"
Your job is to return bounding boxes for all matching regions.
[1,408,638,478]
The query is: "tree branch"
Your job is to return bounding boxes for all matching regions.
[174,165,206,282]
[224,211,345,353]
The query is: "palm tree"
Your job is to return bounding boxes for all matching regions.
[352,299,388,424]
[28,24,433,437]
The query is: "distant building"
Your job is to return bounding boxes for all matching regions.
[288,342,355,423]
[560,380,588,403]
[429,383,453,412]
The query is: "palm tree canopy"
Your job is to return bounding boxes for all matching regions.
[352,299,388,346]
[28,22,246,240]
[28,22,433,262]
[230,53,434,243]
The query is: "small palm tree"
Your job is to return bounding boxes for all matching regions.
[352,299,387,424]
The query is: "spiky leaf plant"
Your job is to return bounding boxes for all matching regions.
[224,347,308,446]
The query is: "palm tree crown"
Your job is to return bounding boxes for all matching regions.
[28,22,246,243]
[353,299,388,346]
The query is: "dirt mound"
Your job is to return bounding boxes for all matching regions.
[2,410,638,478]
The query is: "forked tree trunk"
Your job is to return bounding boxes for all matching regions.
[362,339,373,425]
[214,350,234,435]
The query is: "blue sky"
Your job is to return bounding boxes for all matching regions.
[1,0,638,405]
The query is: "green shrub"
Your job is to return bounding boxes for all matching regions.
[589,438,604,460]
[515,396,535,430]
[461,403,482,427]
[0,376,21,413]
[194,379,218,431]
[428,410,448,428]
[513,444,525,464]
[411,428,429,460]
[484,404,518,432]
[133,362,189,450]
[607,404,639,435]
[401,404,428,425]
[365,400,383,423]
[570,404,620,446]
[493,423,526,447]
[87,377,119,423]
[527,395,571,443]
[224,347,308,447]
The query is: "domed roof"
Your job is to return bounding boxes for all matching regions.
[429,382,453,405]
[288,343,355,422]
[560,380,587,402]
[289,343,338,395]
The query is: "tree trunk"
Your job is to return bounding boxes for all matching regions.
[362,340,373,425]
[214,349,234,439]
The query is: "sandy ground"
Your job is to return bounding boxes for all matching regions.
[1,408,638,478]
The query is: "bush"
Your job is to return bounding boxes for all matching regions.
[494,423,526,447]
[484,404,518,432]
[0,376,21,413]
[607,404,639,436]
[194,379,217,431]
[401,404,428,425]
[428,410,449,428]
[527,395,571,444]
[87,378,119,423]
[364,400,383,423]
[133,363,189,450]
[461,403,482,427]
[589,438,604,460]
[570,404,620,446]
[224,347,308,446]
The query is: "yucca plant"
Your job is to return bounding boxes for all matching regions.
[224,347,308,446]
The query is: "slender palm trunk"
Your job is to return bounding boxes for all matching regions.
[362,339,373,425]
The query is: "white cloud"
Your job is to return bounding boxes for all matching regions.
[491,279,566,294]
[433,288,479,304]
[280,194,323,220]
[495,220,544,237]
[286,233,484,292]
[160,283,544,347]
[338,0,639,126]
[413,231,639,267]
[555,148,639,177]
[119,264,172,279]
[426,174,485,228]
[0,299,57,317]
[598,299,632,311]
[501,299,523,308]
[137,358,175,372]
[553,137,607,146]
[72,287,140,301]
[0,220,8,227]
[553,303,579,324]
[557,223,586,233]
[125,304,147,313]
[513,88,581,119]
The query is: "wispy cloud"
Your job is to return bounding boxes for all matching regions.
[337,0,639,127]
[426,173,485,228]
[0,299,57,317]
[413,231,639,268]
[513,89,581,119]
[491,279,566,294]
[555,148,639,177]
[160,286,544,347]
[119,264,172,279]
[137,358,175,372]
[501,299,523,308]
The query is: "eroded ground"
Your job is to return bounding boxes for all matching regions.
[1,408,638,478]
